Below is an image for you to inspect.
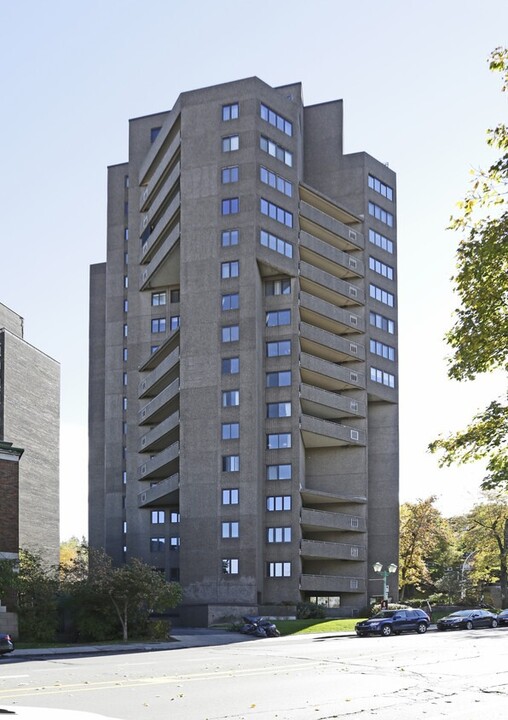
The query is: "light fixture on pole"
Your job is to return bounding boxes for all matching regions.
[373,562,397,601]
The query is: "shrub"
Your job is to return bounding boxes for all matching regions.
[296,602,326,619]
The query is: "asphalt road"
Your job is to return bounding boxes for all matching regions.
[1,627,507,719]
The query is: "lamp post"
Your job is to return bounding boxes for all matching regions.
[373,562,397,602]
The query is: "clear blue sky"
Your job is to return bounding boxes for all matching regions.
[0,0,506,539]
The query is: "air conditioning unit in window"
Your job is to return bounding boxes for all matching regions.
[350,400,359,412]
[349,257,357,269]
[349,286,358,297]
[350,372,358,383]
[349,315,358,326]
[349,343,358,354]
[350,429,359,441]
[349,229,357,241]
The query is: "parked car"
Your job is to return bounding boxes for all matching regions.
[436,609,499,631]
[497,609,508,626]
[355,608,430,637]
[0,633,14,655]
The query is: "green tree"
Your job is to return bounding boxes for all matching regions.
[429,47,508,492]
[399,496,457,600]
[451,498,508,606]
[16,549,58,642]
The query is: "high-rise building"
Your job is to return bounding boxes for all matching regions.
[89,78,399,625]
[0,302,60,566]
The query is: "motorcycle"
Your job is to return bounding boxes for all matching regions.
[239,615,280,638]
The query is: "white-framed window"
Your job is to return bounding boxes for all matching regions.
[221,521,239,538]
[267,561,291,577]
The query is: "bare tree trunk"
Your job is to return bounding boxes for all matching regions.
[501,518,508,608]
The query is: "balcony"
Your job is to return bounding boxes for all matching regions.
[300,539,367,562]
[138,441,179,481]
[299,231,364,279]
[140,194,180,264]
[137,473,180,508]
[300,414,365,448]
[301,508,366,533]
[140,162,180,231]
[300,383,365,420]
[299,201,364,252]
[139,378,179,426]
[299,262,364,308]
[140,411,179,453]
[299,292,363,335]
[139,348,180,399]
[139,116,181,187]
[140,133,181,211]
[300,574,366,593]
[300,487,367,506]
[300,323,364,364]
[300,352,364,393]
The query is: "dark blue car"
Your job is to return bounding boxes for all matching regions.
[356,608,430,637]
[0,633,14,655]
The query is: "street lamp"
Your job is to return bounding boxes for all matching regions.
[373,562,397,601]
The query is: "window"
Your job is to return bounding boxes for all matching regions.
[222,390,240,407]
[266,495,291,511]
[267,402,291,418]
[123,521,127,534]
[221,197,239,215]
[266,280,291,298]
[123,347,128,361]
[260,166,292,197]
[221,229,239,246]
[266,309,291,327]
[368,174,393,201]
[122,471,127,484]
[151,318,166,333]
[170,315,180,330]
[151,345,159,354]
[266,340,291,357]
[222,166,239,183]
[150,127,161,143]
[123,299,128,313]
[370,311,395,334]
[124,275,128,288]
[151,510,165,524]
[267,561,291,577]
[222,455,240,472]
[222,422,240,440]
[260,198,293,227]
[124,227,129,240]
[267,527,292,543]
[370,339,395,361]
[222,135,239,152]
[222,488,239,505]
[222,103,239,121]
[370,283,394,307]
[123,324,128,337]
[221,521,239,538]
[170,512,180,523]
[170,536,180,549]
[170,289,180,303]
[123,372,128,386]
[369,256,394,280]
[260,230,293,259]
[260,103,293,136]
[267,464,292,480]
[150,537,165,552]
[267,433,292,449]
[152,291,167,306]
[222,357,239,375]
[260,135,293,166]
[370,366,396,388]
[222,292,239,310]
[266,370,291,387]
[368,201,394,227]
[369,228,394,254]
[221,261,239,279]
[222,558,239,574]
[221,325,239,342]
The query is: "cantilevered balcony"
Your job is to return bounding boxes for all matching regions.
[300,574,366,593]
[301,508,366,533]
[300,539,367,562]
[300,383,365,420]
[300,322,364,364]
[139,378,179,426]
[137,473,179,508]
[299,262,364,308]
[300,353,365,392]
[140,411,179,453]
[140,193,180,264]
[140,162,180,231]
[299,201,364,253]
[140,133,181,211]
[299,231,364,279]
[299,292,363,335]
[139,347,180,399]
[300,414,365,447]
[138,441,179,481]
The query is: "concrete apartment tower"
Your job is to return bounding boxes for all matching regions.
[0,302,60,566]
[89,78,399,625]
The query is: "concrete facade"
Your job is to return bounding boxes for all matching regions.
[0,440,23,636]
[89,78,399,625]
[0,302,60,567]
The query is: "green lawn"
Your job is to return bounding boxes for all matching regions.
[274,618,364,635]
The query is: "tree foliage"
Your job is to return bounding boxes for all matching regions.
[399,497,457,600]
[16,549,59,642]
[429,47,508,492]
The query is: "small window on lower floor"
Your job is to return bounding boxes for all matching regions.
[267,561,291,577]
[222,558,239,574]
[150,537,165,552]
